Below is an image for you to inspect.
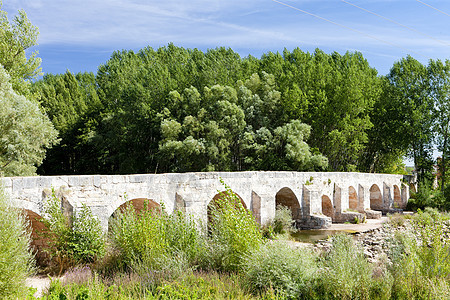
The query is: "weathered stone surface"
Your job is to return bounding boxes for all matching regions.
[0,171,410,230]
[365,209,382,219]
[334,211,365,224]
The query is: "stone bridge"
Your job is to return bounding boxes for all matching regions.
[2,171,410,232]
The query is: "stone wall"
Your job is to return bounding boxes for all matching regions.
[1,171,409,230]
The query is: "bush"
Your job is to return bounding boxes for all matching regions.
[272,205,296,235]
[108,200,203,275]
[316,234,392,300]
[42,190,105,274]
[243,241,318,299]
[203,181,264,272]
[407,182,447,211]
[388,213,406,227]
[0,186,35,298]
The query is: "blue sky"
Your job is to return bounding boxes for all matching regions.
[3,0,450,77]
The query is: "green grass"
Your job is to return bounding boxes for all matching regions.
[0,186,35,299]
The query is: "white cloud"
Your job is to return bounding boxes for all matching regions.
[2,0,449,69]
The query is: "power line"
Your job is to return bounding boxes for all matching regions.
[270,0,424,58]
[416,0,450,17]
[342,0,450,47]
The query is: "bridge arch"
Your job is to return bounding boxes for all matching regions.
[349,186,358,210]
[113,198,161,216]
[207,191,246,227]
[369,184,383,211]
[321,195,333,219]
[109,198,162,229]
[275,187,301,219]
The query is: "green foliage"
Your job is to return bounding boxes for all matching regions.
[243,241,318,299]
[159,74,327,173]
[27,42,450,175]
[204,180,264,272]
[429,59,450,191]
[0,65,58,176]
[0,186,35,299]
[407,182,449,211]
[71,204,106,264]
[0,3,41,95]
[387,213,406,227]
[390,208,450,299]
[272,205,296,235]
[108,201,203,273]
[316,234,392,300]
[262,49,381,171]
[41,190,105,273]
[387,56,435,183]
[32,71,102,175]
[45,269,277,300]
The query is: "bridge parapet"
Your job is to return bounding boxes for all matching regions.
[1,171,408,230]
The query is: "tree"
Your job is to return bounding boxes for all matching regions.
[429,59,450,190]
[387,56,435,184]
[159,75,327,172]
[360,77,410,173]
[261,49,380,171]
[32,71,102,174]
[0,66,58,176]
[0,2,41,95]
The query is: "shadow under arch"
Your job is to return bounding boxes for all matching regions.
[275,187,301,220]
[409,183,417,194]
[370,184,383,211]
[393,185,402,208]
[321,195,333,219]
[349,186,358,210]
[22,209,49,267]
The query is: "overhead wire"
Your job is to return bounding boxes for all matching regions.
[416,0,450,17]
[270,0,425,58]
[341,0,450,47]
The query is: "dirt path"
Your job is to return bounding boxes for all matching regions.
[25,275,54,298]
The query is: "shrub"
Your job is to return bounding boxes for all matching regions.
[108,200,203,274]
[0,186,35,298]
[388,213,406,227]
[316,234,392,300]
[272,205,296,235]
[407,183,447,211]
[203,181,264,272]
[243,241,318,299]
[41,190,105,274]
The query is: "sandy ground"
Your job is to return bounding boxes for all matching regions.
[324,216,388,233]
[25,275,56,298]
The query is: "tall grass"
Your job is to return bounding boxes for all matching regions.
[390,208,450,299]
[0,186,35,299]
[316,234,393,300]
[203,181,264,272]
[243,241,318,299]
[272,205,296,235]
[108,201,203,276]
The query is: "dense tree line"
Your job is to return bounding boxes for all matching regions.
[2,5,449,184]
[29,45,449,184]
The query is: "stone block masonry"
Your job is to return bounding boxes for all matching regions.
[1,171,410,230]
